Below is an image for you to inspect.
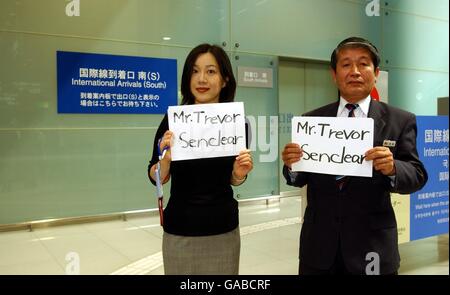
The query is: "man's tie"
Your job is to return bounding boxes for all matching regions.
[336,104,359,190]
[345,103,358,117]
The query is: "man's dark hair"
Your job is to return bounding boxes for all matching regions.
[330,37,381,72]
[181,44,236,105]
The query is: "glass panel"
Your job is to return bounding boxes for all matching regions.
[0,128,158,224]
[278,60,336,193]
[0,0,230,50]
[0,29,199,224]
[382,9,449,72]
[278,60,305,194]
[304,63,337,112]
[385,68,449,115]
[232,53,279,198]
[384,0,449,21]
[231,0,381,60]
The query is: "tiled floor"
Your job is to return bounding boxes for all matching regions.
[0,196,448,275]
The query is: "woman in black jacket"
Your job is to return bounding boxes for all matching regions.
[148,43,253,274]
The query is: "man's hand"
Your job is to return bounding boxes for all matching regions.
[282,143,303,169]
[365,146,395,176]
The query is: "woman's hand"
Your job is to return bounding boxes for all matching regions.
[159,130,173,163]
[231,149,253,184]
[149,130,173,184]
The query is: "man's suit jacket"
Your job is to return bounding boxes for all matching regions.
[283,99,428,274]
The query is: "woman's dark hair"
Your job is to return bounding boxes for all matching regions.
[180,44,236,105]
[330,36,380,72]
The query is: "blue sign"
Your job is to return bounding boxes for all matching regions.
[410,116,449,240]
[57,51,177,114]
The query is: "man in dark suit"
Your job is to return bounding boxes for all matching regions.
[282,37,427,275]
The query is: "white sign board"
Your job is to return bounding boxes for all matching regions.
[291,116,374,177]
[168,102,246,161]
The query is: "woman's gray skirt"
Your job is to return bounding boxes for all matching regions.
[162,227,240,275]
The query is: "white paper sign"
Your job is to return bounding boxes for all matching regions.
[291,116,374,177]
[168,102,246,161]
